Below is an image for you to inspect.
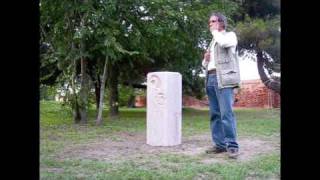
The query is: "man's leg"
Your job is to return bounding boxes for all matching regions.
[206,74,226,150]
[216,87,239,158]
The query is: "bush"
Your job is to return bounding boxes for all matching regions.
[40,85,57,101]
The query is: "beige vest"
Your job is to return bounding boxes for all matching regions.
[213,42,241,89]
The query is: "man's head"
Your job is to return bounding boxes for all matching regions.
[208,12,227,32]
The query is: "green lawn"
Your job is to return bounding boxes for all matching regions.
[40,101,280,180]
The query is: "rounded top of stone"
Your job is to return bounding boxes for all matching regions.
[147,71,181,76]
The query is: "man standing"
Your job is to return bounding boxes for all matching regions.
[202,12,241,159]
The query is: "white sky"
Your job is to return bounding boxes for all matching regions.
[239,58,260,80]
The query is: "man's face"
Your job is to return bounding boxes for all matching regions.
[208,16,221,31]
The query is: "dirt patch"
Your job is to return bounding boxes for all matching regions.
[56,132,279,164]
[200,137,279,164]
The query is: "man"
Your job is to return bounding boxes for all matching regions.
[202,12,241,159]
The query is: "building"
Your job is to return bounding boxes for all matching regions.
[233,79,280,108]
[133,79,280,109]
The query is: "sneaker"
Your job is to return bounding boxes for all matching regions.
[205,146,227,154]
[227,148,239,159]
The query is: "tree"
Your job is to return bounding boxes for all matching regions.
[117,0,241,98]
[241,0,280,20]
[236,16,280,93]
[96,56,108,125]
[40,0,243,124]
[40,0,103,123]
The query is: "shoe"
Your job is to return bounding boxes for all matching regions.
[227,148,239,159]
[205,146,227,154]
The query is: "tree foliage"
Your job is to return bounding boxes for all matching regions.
[236,15,280,93]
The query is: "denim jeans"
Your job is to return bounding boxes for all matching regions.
[206,73,239,150]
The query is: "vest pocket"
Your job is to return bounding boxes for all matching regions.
[220,69,239,86]
[216,48,230,64]
[217,58,230,64]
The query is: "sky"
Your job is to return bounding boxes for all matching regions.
[239,58,260,80]
[238,53,280,80]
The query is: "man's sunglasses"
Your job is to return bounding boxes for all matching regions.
[209,20,221,23]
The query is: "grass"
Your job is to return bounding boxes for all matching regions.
[40,100,280,180]
[41,153,279,180]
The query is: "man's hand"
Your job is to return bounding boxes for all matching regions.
[213,22,220,30]
[210,22,220,32]
[204,51,210,62]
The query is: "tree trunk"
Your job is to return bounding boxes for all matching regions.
[257,51,280,94]
[96,57,108,125]
[87,57,101,112]
[73,101,81,123]
[127,84,135,108]
[94,75,101,110]
[108,63,119,119]
[127,94,136,108]
[79,58,89,124]
[71,58,81,123]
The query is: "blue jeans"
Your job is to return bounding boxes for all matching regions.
[206,74,239,150]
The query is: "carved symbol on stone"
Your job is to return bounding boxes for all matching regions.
[150,75,161,89]
[149,75,166,106]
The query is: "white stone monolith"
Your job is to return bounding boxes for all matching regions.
[146,72,182,146]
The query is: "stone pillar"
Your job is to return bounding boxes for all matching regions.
[146,72,182,146]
